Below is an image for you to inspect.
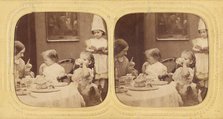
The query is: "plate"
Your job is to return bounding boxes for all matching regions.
[149,81,168,86]
[116,87,128,93]
[16,88,29,96]
[31,88,60,93]
[54,82,68,87]
[128,86,159,91]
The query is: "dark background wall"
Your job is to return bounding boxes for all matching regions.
[115,13,200,72]
[115,13,145,71]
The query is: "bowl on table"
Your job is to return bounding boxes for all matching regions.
[118,74,135,86]
[116,86,128,93]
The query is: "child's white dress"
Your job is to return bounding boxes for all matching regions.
[42,63,65,84]
[192,38,208,81]
[172,67,194,85]
[172,67,202,104]
[86,37,108,79]
[144,62,167,81]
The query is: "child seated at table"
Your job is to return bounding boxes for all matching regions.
[142,48,167,81]
[39,49,65,84]
[172,50,202,106]
[72,51,102,106]
[72,51,95,86]
[173,50,195,85]
[71,51,95,83]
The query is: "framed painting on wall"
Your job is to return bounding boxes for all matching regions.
[46,12,79,42]
[156,13,189,40]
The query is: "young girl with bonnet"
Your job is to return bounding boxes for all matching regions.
[85,15,108,99]
[192,18,208,100]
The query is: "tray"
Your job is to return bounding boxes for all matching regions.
[116,87,128,93]
[149,81,168,86]
[30,88,60,93]
[128,86,159,91]
[54,82,68,87]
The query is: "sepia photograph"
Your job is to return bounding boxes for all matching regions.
[14,12,108,107]
[114,13,208,107]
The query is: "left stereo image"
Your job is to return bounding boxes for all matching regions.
[14,12,108,107]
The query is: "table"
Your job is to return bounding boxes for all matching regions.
[116,83,183,107]
[18,83,85,108]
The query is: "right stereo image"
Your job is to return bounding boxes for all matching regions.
[114,13,208,107]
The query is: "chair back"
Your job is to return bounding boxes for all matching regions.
[161,57,177,73]
[58,58,75,74]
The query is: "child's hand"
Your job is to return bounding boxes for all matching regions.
[97,47,106,53]
[75,58,83,66]
[97,47,104,51]
[90,46,97,51]
[201,46,209,53]
[194,45,202,51]
[176,57,184,66]
[102,47,108,53]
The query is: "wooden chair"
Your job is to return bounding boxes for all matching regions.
[58,58,75,83]
[160,57,177,83]
[161,57,177,73]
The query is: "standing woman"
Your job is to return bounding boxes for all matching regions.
[14,41,33,80]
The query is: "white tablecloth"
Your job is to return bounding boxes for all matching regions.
[116,83,183,107]
[18,83,85,108]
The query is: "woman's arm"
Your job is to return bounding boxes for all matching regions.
[24,59,34,77]
[126,58,138,77]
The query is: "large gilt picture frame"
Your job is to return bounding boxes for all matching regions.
[156,13,189,40]
[46,12,79,42]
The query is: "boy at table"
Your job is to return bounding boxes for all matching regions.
[142,48,167,81]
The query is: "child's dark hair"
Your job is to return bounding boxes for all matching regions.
[144,48,162,61]
[87,52,95,69]
[41,49,59,63]
[181,50,196,68]
[78,51,95,69]
[14,41,25,55]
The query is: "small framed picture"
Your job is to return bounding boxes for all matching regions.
[46,12,79,42]
[156,13,189,40]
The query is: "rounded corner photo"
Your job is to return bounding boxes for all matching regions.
[114,13,208,107]
[14,12,108,108]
